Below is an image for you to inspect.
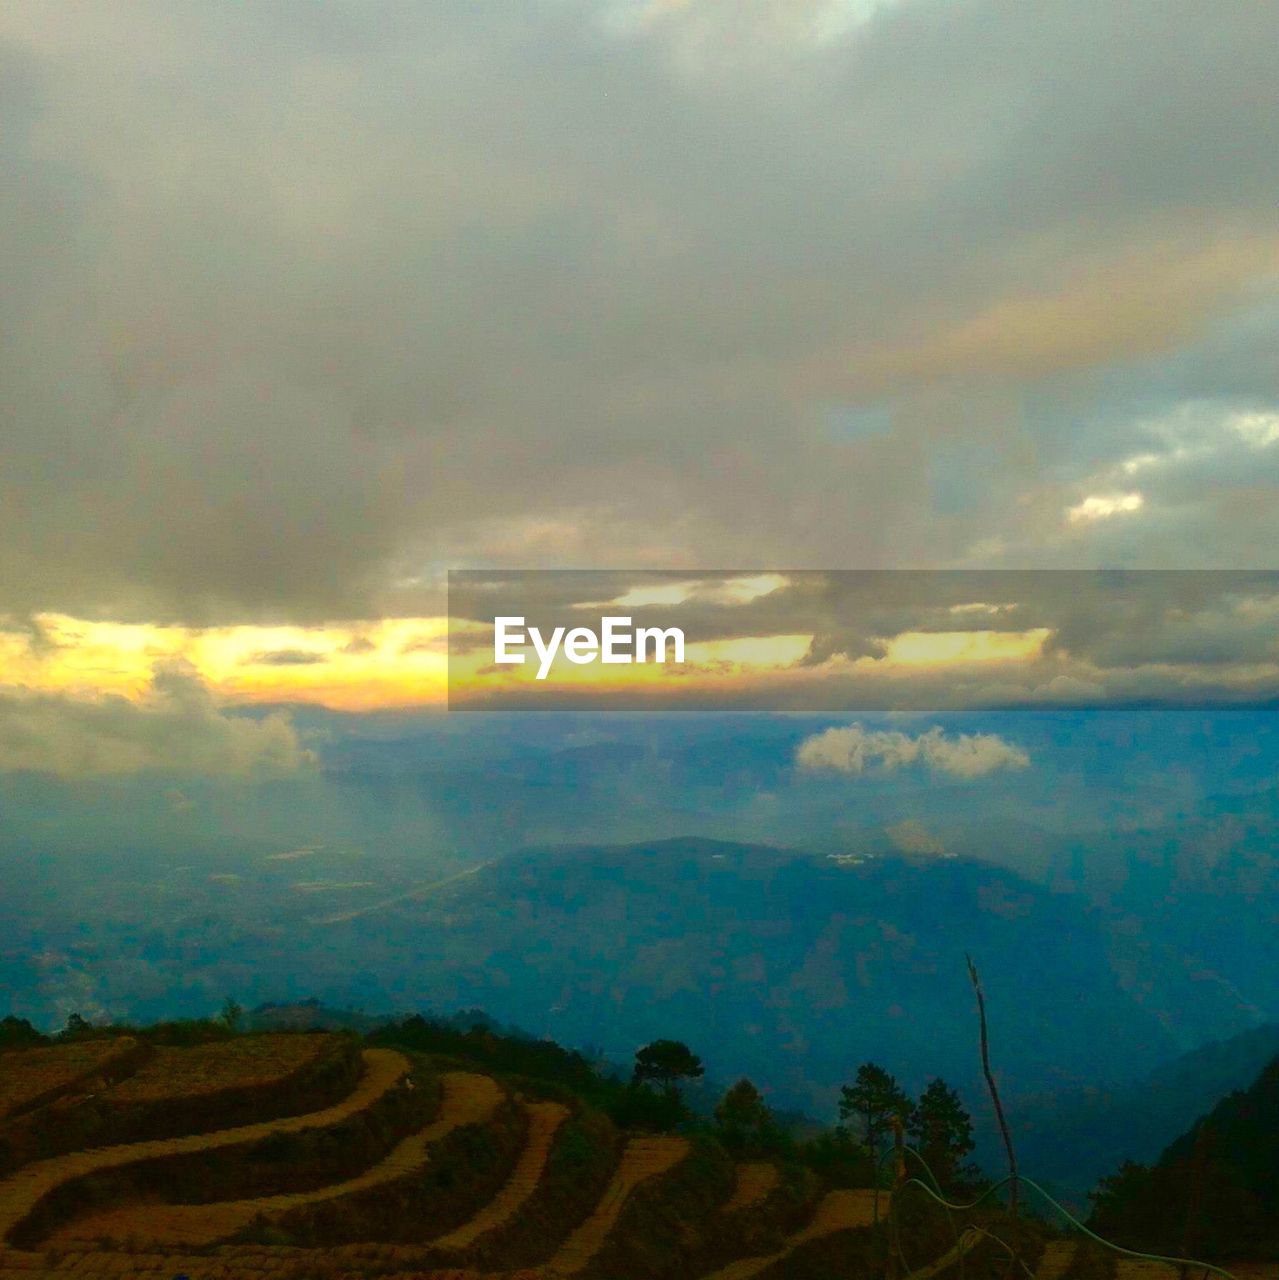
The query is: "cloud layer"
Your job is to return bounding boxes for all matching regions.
[1,0,1278,632]
[446,570,1279,711]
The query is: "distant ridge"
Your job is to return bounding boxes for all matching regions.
[1003,1022,1279,1197]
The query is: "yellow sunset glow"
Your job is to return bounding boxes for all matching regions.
[686,633,812,667]
[0,614,451,709]
[0,614,1058,710]
[875,628,1051,666]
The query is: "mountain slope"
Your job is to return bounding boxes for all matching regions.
[314,837,1228,1114]
[1090,1053,1279,1260]
[1001,1022,1279,1196]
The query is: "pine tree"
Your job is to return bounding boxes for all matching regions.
[715,1078,779,1156]
[839,1062,913,1161]
[632,1039,705,1100]
[908,1077,975,1190]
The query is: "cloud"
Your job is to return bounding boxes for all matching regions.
[246,648,327,666]
[796,722,1030,778]
[442,569,1279,712]
[1,1,1279,631]
[1067,493,1145,524]
[0,660,315,777]
[266,847,319,862]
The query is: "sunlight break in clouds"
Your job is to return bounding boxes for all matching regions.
[796,722,1030,779]
[0,614,450,710]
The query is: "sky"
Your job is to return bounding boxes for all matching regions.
[3,1,1279,774]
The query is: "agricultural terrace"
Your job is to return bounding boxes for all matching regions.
[105,1035,335,1103]
[0,1041,142,1120]
[0,1016,1269,1280]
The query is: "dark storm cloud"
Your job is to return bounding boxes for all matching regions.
[2,1,1279,628]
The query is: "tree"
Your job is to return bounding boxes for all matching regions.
[610,1082,687,1133]
[0,1015,47,1048]
[1090,1121,1272,1259]
[219,997,244,1033]
[715,1078,779,1156]
[1089,1161,1182,1253]
[632,1039,705,1099]
[908,1078,975,1190]
[59,1012,94,1041]
[839,1062,912,1162]
[797,1127,876,1189]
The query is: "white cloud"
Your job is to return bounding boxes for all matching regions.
[0,661,314,777]
[1066,492,1145,524]
[796,722,1029,778]
[1231,411,1279,449]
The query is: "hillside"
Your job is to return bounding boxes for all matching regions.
[1090,1052,1279,1261]
[1000,1023,1279,1199]
[0,1016,1056,1280]
[5,833,1271,1157]
[302,839,1236,1111]
[3,1005,1277,1279]
[8,712,1279,1055]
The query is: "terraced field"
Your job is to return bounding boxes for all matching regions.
[432,1100,568,1253]
[0,1179,881,1279]
[541,1134,689,1275]
[45,1071,502,1247]
[0,1047,410,1244]
[103,1035,332,1104]
[0,1038,766,1279]
[699,1188,880,1280]
[2,1033,1152,1280]
[720,1161,779,1214]
[0,1041,146,1119]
